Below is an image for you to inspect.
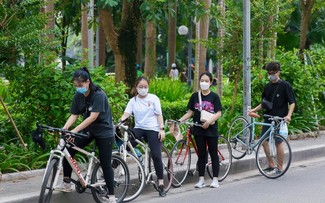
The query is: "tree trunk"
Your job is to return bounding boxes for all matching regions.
[81,4,88,62]
[198,0,211,81]
[217,0,225,97]
[98,25,106,68]
[230,67,241,114]
[136,20,143,67]
[194,19,200,92]
[168,0,177,75]
[144,21,157,78]
[299,0,315,53]
[46,0,55,40]
[98,7,125,82]
[258,23,264,67]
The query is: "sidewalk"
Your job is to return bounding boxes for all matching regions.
[0,131,324,203]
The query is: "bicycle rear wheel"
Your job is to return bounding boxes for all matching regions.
[228,116,250,159]
[150,144,173,192]
[256,134,292,179]
[207,136,232,182]
[113,151,145,202]
[170,139,191,188]
[91,155,129,203]
[39,158,59,203]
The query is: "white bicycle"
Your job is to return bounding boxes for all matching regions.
[36,123,129,203]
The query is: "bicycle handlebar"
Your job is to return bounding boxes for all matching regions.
[263,114,286,122]
[166,119,202,127]
[36,123,89,138]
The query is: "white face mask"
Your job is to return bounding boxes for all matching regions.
[137,88,149,96]
[200,82,210,91]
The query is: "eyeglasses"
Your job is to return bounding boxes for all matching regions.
[267,71,278,75]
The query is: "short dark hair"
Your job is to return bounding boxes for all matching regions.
[263,62,281,71]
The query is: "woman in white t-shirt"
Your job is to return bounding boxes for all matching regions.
[119,76,166,197]
[169,63,179,80]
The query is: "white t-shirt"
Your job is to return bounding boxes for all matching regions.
[124,93,162,132]
[170,69,179,80]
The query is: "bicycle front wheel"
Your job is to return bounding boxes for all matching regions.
[39,158,59,203]
[170,139,191,188]
[256,134,292,179]
[91,155,129,203]
[228,116,250,159]
[207,136,232,182]
[150,144,173,192]
[113,151,145,202]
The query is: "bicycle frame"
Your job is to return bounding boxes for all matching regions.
[118,123,158,185]
[233,118,275,154]
[42,138,103,191]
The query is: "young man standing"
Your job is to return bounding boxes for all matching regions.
[249,62,296,174]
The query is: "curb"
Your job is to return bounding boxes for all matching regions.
[0,169,45,182]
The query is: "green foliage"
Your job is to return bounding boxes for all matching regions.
[0,143,35,173]
[149,78,191,102]
[0,0,59,65]
[90,67,129,121]
[0,78,9,98]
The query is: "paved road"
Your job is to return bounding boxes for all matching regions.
[136,156,325,203]
[0,132,324,203]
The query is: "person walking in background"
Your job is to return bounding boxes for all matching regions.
[136,63,143,78]
[119,76,167,197]
[57,67,117,203]
[249,62,296,174]
[169,63,179,80]
[178,72,222,188]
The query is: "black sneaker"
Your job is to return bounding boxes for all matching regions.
[263,166,274,172]
[158,185,166,197]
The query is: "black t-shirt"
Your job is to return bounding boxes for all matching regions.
[70,89,114,138]
[187,91,222,137]
[262,80,296,118]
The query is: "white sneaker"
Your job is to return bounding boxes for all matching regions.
[210,178,219,188]
[55,181,72,192]
[103,195,117,203]
[194,179,206,188]
[117,164,125,176]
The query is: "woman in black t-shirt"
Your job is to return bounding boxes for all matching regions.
[178,72,222,189]
[56,67,116,203]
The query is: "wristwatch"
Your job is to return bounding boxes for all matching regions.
[160,127,165,130]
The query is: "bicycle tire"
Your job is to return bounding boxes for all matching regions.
[207,136,232,182]
[228,116,250,159]
[39,158,59,203]
[112,151,145,202]
[170,139,191,188]
[150,144,173,192]
[256,134,292,179]
[91,155,129,203]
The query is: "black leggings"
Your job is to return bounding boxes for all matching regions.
[194,135,219,177]
[63,136,115,195]
[131,128,164,179]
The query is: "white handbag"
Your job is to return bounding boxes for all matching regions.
[198,91,215,124]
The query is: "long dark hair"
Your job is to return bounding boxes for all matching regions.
[73,67,100,91]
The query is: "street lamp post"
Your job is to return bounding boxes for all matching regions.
[178,24,192,86]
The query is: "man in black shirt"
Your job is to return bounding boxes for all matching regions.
[250,62,295,174]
